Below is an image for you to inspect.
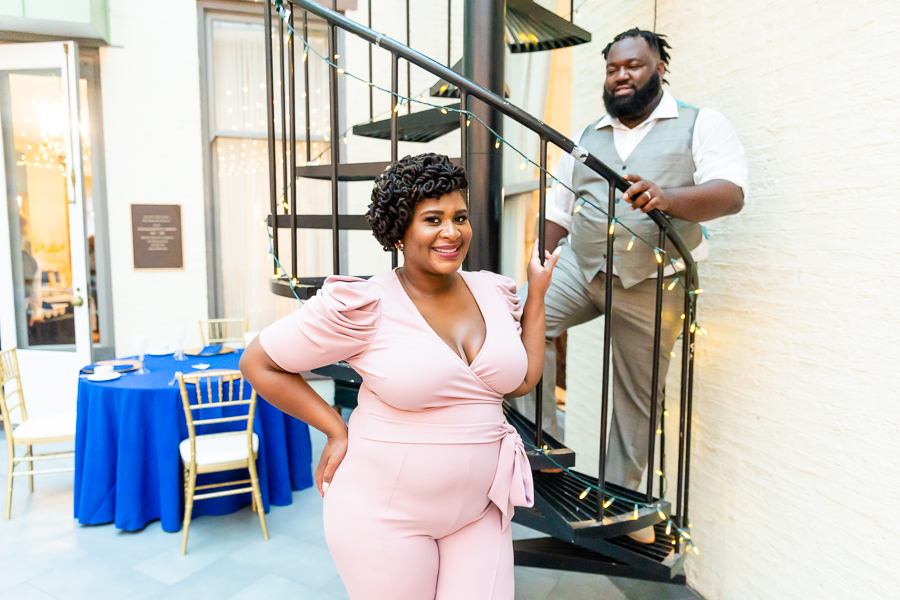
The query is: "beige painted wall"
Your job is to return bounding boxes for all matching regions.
[99,0,209,354]
[564,1,900,598]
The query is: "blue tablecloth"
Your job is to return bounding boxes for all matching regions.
[74,351,314,532]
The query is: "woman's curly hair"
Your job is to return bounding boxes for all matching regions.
[366,153,467,251]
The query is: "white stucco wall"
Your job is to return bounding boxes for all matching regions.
[99,0,209,354]
[564,1,900,598]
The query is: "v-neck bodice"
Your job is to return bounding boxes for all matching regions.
[392,269,488,369]
[259,269,528,415]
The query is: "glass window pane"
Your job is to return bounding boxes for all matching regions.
[212,20,331,139]
[4,70,78,349]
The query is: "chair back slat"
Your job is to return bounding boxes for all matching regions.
[176,370,258,453]
[199,318,249,348]
[0,348,28,431]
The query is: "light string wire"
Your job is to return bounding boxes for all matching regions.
[271,1,699,554]
[273,1,702,292]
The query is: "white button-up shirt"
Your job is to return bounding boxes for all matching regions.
[547,90,749,269]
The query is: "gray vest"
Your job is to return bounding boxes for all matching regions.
[569,103,703,288]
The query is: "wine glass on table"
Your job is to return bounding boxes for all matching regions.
[173,324,188,361]
[134,334,150,374]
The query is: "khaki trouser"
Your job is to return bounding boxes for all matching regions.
[515,240,686,489]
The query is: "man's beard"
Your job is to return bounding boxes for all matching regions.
[603,72,662,120]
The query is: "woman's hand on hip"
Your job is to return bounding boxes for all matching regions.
[526,243,562,298]
[315,429,348,497]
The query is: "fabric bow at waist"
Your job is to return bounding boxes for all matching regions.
[351,411,534,532]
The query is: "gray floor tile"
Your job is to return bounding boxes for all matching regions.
[610,575,705,600]
[514,566,562,600]
[319,574,350,599]
[145,557,266,600]
[228,534,340,589]
[27,554,167,600]
[547,570,630,600]
[229,573,323,599]
[0,537,88,593]
[0,582,59,600]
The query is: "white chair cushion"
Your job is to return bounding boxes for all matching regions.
[179,432,259,467]
[13,413,76,441]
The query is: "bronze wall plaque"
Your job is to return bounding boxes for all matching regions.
[131,204,184,269]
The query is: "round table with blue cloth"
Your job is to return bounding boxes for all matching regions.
[74,351,314,532]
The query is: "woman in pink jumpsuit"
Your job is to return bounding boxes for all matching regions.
[241,153,560,599]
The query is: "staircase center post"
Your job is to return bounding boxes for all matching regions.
[463,0,506,272]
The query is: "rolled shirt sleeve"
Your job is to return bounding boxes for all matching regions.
[693,108,749,226]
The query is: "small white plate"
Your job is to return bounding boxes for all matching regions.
[147,348,172,356]
[192,364,211,370]
[87,372,122,382]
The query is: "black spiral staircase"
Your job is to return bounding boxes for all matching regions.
[264,0,697,585]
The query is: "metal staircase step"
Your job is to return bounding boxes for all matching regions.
[430,59,510,100]
[351,104,461,143]
[514,469,673,542]
[503,401,575,470]
[505,0,592,53]
[295,160,392,182]
[514,524,687,583]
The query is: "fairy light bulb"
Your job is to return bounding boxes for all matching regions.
[627,235,635,251]
[440,108,448,114]
[666,521,672,535]
[657,508,666,520]
[393,103,401,113]
[654,249,663,264]
[692,546,700,555]
[603,498,613,509]
[609,223,615,235]
[579,489,589,500]
[655,468,663,476]
[520,162,527,170]
[633,505,639,520]
[670,351,676,358]
[667,280,677,291]
[574,205,582,213]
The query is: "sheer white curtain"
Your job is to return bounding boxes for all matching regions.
[212,20,334,332]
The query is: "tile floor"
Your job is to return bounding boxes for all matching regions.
[0,381,702,600]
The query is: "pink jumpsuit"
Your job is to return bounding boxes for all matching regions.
[259,269,534,600]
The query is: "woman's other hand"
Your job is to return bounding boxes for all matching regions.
[526,243,562,298]
[316,430,348,497]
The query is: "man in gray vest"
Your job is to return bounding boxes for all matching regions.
[518,28,748,543]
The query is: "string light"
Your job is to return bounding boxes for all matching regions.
[269,12,702,542]
[633,505,639,520]
[609,223,615,235]
[667,280,677,291]
[579,489,589,500]
[276,14,693,286]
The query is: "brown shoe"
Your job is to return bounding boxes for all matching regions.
[626,525,656,544]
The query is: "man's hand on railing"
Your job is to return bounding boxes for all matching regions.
[622,174,672,214]
[623,174,744,222]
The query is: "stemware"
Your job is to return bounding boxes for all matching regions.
[173,324,188,361]
[134,334,150,374]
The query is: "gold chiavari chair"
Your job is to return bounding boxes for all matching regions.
[199,318,249,349]
[0,347,76,519]
[176,369,268,555]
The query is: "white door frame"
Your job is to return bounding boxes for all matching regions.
[0,41,91,419]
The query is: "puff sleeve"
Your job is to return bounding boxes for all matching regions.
[485,271,523,336]
[258,276,381,373]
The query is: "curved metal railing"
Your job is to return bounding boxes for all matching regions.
[264,0,698,539]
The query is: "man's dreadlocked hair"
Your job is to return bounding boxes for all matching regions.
[602,28,672,83]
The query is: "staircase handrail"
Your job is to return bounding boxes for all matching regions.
[289,0,697,273]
